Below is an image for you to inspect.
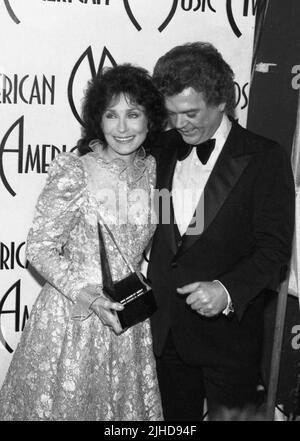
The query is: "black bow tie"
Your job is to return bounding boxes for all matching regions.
[177,138,216,164]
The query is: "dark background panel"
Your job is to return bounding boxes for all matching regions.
[247,0,300,153]
[247,0,300,417]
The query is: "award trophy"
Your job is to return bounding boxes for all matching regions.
[97,217,157,330]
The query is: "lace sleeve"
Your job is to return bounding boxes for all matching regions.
[26,153,87,304]
[146,154,157,189]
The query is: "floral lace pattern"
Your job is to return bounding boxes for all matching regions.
[0,147,162,421]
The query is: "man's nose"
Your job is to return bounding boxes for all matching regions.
[173,114,187,129]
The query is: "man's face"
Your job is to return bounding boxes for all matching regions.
[165,87,225,145]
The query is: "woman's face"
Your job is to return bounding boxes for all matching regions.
[101,94,148,163]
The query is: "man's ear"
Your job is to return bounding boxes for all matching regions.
[218,102,226,112]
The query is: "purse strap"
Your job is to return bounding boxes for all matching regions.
[97,212,134,274]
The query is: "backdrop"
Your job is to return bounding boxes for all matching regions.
[0,0,256,386]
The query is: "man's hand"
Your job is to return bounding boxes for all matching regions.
[177,281,228,317]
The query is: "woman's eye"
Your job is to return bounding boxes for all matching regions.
[128,112,139,118]
[186,113,197,118]
[105,112,115,119]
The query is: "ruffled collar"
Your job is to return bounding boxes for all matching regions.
[88,139,147,183]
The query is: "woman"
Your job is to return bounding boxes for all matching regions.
[0,64,167,421]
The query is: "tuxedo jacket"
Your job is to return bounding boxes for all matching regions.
[148,121,295,370]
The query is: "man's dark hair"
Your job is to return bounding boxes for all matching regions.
[153,42,236,115]
[77,63,167,155]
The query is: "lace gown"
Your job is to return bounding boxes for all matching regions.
[0,144,162,421]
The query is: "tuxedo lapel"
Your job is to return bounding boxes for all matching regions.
[177,123,252,257]
[204,153,251,231]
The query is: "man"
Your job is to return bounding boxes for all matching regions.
[147,42,295,420]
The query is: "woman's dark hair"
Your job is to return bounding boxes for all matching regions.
[77,64,167,155]
[153,42,236,115]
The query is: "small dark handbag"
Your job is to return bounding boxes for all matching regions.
[97,218,157,330]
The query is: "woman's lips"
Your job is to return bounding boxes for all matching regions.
[113,136,135,143]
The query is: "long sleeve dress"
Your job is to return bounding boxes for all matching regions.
[0,143,162,421]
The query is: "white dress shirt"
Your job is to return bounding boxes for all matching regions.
[172,114,232,234]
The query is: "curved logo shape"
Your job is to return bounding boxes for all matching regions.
[123,0,179,33]
[0,280,28,354]
[226,0,242,38]
[158,0,178,33]
[4,0,20,24]
[226,0,258,38]
[0,116,24,197]
[68,46,117,125]
[123,0,142,31]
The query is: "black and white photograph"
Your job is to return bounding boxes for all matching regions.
[0,0,299,427]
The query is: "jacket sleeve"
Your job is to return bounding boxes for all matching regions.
[219,143,295,320]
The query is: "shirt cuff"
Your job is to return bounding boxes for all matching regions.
[213,280,234,316]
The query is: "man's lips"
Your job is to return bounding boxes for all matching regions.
[179,130,196,136]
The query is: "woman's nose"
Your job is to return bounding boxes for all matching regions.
[117,117,128,132]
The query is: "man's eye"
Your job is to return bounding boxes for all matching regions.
[186,113,197,118]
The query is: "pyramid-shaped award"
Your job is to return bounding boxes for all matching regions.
[97,219,157,330]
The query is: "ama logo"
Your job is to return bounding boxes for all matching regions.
[4,0,20,24]
[0,280,29,353]
[0,116,74,197]
[226,0,259,38]
[68,46,117,125]
[124,0,259,37]
[123,0,178,32]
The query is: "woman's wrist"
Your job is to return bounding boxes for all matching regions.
[71,284,102,320]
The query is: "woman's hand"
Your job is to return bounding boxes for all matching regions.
[90,295,124,335]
